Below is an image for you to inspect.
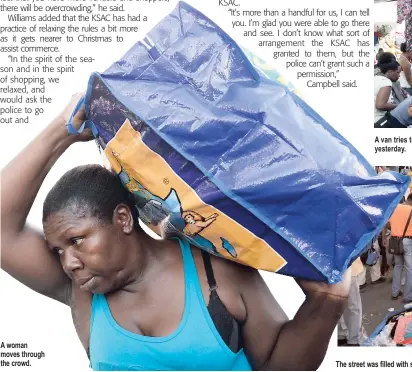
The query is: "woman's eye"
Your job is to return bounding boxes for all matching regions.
[53,247,63,255]
[71,238,84,246]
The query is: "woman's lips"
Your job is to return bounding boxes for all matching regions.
[78,277,98,291]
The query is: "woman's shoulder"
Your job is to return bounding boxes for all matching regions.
[374,75,392,88]
[208,252,260,288]
[375,75,391,83]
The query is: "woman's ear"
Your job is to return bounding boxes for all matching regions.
[112,204,134,234]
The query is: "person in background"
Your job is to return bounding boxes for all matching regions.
[375,166,387,174]
[365,167,392,282]
[359,235,386,290]
[399,42,412,95]
[386,166,401,172]
[375,48,384,67]
[380,223,391,278]
[338,258,365,346]
[375,95,412,128]
[376,167,393,276]
[387,194,412,304]
[374,55,403,124]
[376,166,399,173]
[397,0,412,70]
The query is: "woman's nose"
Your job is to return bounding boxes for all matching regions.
[62,248,83,274]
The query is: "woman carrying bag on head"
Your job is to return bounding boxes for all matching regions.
[1,94,352,371]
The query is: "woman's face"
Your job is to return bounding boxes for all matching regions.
[387,66,401,82]
[43,208,132,294]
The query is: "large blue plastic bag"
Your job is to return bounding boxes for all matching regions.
[77,1,410,283]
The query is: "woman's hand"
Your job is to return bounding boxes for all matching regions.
[57,92,94,142]
[296,267,351,301]
[376,86,397,111]
[241,267,350,370]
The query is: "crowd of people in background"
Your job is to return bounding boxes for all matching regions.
[374,0,412,128]
[338,166,412,346]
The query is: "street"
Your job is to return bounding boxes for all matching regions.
[360,270,407,338]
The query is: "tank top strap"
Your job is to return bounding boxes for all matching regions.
[176,238,197,275]
[175,238,204,298]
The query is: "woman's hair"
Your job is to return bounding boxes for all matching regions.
[379,61,400,74]
[377,52,396,64]
[43,165,140,228]
[375,52,399,75]
[401,43,407,53]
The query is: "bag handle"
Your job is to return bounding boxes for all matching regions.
[401,209,412,240]
[66,95,99,137]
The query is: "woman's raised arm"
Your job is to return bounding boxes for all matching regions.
[1,94,91,304]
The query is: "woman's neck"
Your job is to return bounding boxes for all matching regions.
[402,53,412,62]
[118,231,177,293]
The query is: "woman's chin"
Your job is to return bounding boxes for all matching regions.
[91,281,120,294]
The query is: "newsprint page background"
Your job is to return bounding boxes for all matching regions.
[0,0,411,371]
